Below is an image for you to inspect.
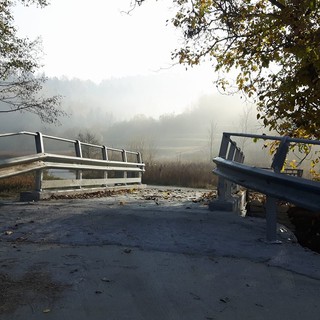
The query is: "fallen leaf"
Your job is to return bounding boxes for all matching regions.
[255,303,264,307]
[189,292,201,300]
[70,269,78,274]
[219,297,230,303]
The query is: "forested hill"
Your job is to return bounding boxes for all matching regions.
[0,75,262,162]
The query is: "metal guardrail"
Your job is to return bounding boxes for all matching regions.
[0,131,145,199]
[212,132,320,242]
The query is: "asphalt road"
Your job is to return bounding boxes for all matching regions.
[0,187,319,320]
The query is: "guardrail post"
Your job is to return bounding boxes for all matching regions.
[35,170,43,192]
[216,134,230,201]
[122,149,127,183]
[137,152,143,183]
[75,140,82,188]
[35,132,44,192]
[218,133,230,158]
[227,143,236,160]
[102,146,108,186]
[211,134,238,211]
[272,136,289,172]
[35,132,44,153]
[225,142,237,198]
[234,147,243,163]
[102,146,108,161]
[210,135,247,214]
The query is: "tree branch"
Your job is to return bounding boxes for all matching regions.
[268,0,286,10]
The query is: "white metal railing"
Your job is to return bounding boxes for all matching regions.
[0,131,145,197]
[211,132,320,243]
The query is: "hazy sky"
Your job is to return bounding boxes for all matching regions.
[1,1,262,160]
[13,0,214,83]
[11,0,248,122]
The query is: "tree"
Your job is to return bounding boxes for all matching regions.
[133,0,320,139]
[126,135,157,165]
[77,130,102,159]
[0,0,65,124]
[238,105,255,151]
[76,130,102,179]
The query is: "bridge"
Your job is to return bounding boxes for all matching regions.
[0,131,319,243]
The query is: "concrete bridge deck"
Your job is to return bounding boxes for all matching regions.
[0,187,319,319]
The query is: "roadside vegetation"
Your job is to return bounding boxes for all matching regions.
[0,174,35,199]
[142,161,217,189]
[0,171,59,199]
[0,161,217,199]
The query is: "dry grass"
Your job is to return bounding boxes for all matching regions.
[142,161,218,189]
[0,161,217,197]
[0,174,35,198]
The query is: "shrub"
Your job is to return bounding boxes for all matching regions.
[0,174,35,198]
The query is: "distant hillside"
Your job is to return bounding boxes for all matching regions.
[0,75,269,164]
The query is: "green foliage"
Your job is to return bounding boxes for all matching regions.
[134,0,320,140]
[0,0,65,124]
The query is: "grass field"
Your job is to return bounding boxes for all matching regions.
[0,161,218,198]
[0,174,35,199]
[142,161,218,189]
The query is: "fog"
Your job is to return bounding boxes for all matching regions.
[4,1,315,173]
[0,73,272,165]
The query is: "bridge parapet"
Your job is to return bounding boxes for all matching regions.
[210,132,320,242]
[0,131,145,200]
